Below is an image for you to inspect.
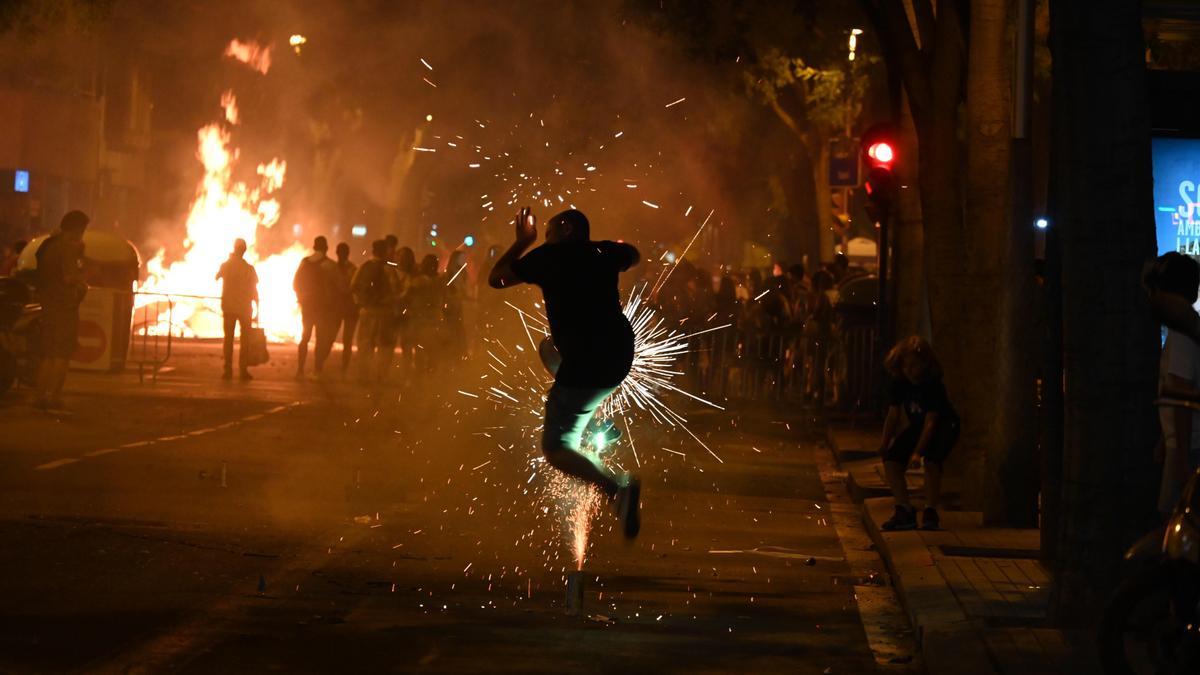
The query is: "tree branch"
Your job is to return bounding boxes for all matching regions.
[912,0,936,52]
[874,0,933,119]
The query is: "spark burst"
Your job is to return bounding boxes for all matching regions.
[474,218,730,568]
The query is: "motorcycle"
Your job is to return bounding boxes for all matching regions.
[1099,397,1200,675]
[0,276,42,394]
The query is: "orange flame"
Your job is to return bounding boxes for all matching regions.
[221,90,239,125]
[138,119,304,341]
[224,39,271,75]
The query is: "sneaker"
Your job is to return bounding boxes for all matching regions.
[881,505,917,531]
[239,369,253,381]
[616,477,641,539]
[921,507,940,531]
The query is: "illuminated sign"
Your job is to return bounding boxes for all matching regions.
[1153,138,1200,255]
[13,170,28,193]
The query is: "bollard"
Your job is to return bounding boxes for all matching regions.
[220,462,227,488]
[565,571,584,616]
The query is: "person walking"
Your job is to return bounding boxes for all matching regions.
[293,236,340,378]
[215,238,259,381]
[489,207,643,539]
[878,336,961,531]
[334,242,358,373]
[351,239,396,381]
[32,211,89,409]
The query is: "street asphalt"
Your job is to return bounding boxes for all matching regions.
[0,341,909,674]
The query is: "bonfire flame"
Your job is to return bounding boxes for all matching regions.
[224,38,272,75]
[137,42,305,342]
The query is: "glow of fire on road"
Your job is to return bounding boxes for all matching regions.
[138,40,736,604]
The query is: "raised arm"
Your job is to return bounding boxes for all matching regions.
[488,209,538,289]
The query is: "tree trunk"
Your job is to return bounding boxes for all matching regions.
[1049,0,1160,625]
[813,139,836,262]
[965,0,1033,526]
[893,92,925,339]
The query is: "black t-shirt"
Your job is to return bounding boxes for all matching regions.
[888,376,958,430]
[512,240,637,388]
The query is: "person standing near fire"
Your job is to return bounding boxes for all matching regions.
[351,239,397,381]
[216,238,258,381]
[293,236,340,378]
[333,241,358,373]
[32,210,89,410]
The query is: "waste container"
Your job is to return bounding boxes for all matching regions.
[17,230,141,372]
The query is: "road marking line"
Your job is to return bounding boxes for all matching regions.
[36,458,80,470]
[34,401,305,472]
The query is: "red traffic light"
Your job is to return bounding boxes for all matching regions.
[866,141,894,165]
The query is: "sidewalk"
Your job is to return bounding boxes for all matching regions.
[826,427,1102,675]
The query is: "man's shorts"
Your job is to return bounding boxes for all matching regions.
[41,306,79,359]
[883,417,960,464]
[542,383,619,454]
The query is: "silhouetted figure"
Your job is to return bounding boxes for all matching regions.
[0,240,26,276]
[1150,252,1200,514]
[443,250,468,362]
[351,239,396,381]
[489,208,643,539]
[216,238,259,381]
[294,236,340,377]
[392,246,416,374]
[33,211,89,409]
[878,336,960,531]
[334,242,358,372]
[405,253,444,376]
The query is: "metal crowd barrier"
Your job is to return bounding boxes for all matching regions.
[130,291,180,383]
[681,314,882,414]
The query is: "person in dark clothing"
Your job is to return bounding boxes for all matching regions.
[334,242,358,372]
[351,239,396,380]
[489,207,643,539]
[216,238,259,380]
[878,336,960,531]
[33,211,89,409]
[0,239,26,276]
[294,236,340,377]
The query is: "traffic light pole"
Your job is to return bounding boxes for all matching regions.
[876,208,890,374]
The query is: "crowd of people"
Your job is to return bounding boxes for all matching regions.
[220,234,470,382]
[633,254,872,404]
[648,254,867,333]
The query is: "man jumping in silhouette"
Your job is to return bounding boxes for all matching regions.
[489,208,641,538]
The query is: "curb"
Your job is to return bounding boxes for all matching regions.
[828,427,1000,675]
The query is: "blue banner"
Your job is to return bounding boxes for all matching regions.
[1154,137,1200,256]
